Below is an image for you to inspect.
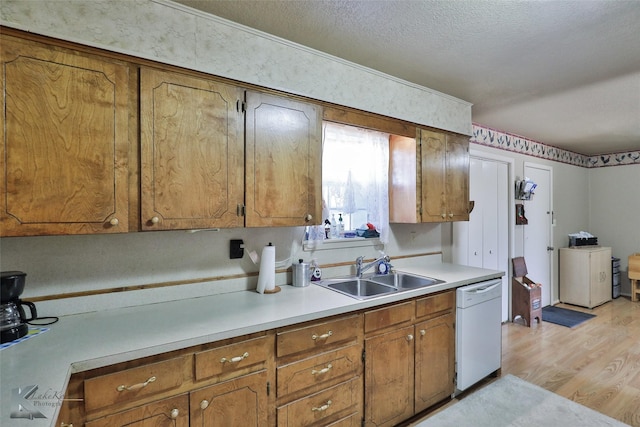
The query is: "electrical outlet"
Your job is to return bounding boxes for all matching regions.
[230,239,244,259]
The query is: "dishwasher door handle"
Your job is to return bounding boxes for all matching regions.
[466,282,501,294]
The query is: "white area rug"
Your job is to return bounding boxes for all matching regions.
[417,375,628,427]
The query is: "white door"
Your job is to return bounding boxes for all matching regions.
[523,163,553,307]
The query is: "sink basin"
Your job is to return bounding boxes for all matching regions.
[367,272,444,289]
[316,272,444,300]
[323,279,398,300]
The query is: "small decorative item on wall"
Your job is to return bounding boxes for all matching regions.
[516,203,528,225]
[515,178,537,200]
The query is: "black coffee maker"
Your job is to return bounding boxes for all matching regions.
[1,271,37,344]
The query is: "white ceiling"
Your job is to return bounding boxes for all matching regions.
[174,0,640,156]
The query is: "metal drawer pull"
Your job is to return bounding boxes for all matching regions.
[220,352,249,364]
[116,375,156,392]
[311,331,333,340]
[170,408,179,419]
[311,364,333,375]
[200,399,209,410]
[311,400,332,412]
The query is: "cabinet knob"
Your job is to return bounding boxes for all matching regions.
[407,334,414,341]
[305,214,313,222]
[200,400,209,410]
[60,424,74,427]
[420,329,426,336]
[449,213,454,218]
[441,213,446,219]
[109,218,119,226]
[150,216,160,224]
[170,408,179,419]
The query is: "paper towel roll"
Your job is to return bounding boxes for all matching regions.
[256,243,275,294]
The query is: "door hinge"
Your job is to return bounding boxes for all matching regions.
[237,204,245,217]
[267,381,270,396]
[236,100,246,113]
[362,349,366,362]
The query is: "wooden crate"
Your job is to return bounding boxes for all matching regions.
[630,253,640,302]
[511,257,542,327]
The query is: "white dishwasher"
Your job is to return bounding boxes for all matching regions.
[455,278,502,394]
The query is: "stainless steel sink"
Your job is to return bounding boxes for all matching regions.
[316,272,444,300]
[322,278,398,300]
[366,272,444,289]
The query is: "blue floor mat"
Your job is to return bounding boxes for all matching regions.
[542,306,595,328]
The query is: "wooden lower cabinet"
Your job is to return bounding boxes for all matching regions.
[190,370,269,427]
[414,311,455,412]
[364,325,415,427]
[363,290,455,427]
[85,394,189,427]
[58,295,457,427]
[275,315,364,426]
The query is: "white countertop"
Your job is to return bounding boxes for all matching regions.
[0,263,502,426]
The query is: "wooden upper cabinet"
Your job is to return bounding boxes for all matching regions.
[389,128,469,223]
[140,68,244,230]
[244,91,322,227]
[0,35,129,236]
[443,132,470,222]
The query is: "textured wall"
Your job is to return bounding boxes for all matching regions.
[0,0,472,135]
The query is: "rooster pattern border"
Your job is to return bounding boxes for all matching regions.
[471,124,639,168]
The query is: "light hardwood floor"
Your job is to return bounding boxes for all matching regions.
[411,296,640,426]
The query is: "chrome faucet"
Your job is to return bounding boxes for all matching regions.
[355,253,391,277]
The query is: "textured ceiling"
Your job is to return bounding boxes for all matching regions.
[174,0,640,156]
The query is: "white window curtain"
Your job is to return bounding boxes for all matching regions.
[322,122,389,244]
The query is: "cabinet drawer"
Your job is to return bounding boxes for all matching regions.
[277,315,361,358]
[326,412,362,427]
[277,377,362,427]
[277,344,362,401]
[195,335,270,382]
[364,301,413,334]
[415,290,454,319]
[84,356,189,413]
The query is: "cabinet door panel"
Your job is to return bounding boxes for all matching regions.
[190,370,268,427]
[1,35,129,236]
[414,313,455,412]
[245,91,321,227]
[446,134,469,221]
[140,68,243,230]
[364,326,414,427]
[420,129,447,222]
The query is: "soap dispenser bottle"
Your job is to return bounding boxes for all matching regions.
[330,214,338,238]
[338,213,345,236]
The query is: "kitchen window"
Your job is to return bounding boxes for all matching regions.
[319,121,390,244]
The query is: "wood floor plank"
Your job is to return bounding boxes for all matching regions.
[410,297,639,426]
[501,297,640,426]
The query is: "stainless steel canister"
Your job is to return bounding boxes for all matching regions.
[292,259,311,287]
